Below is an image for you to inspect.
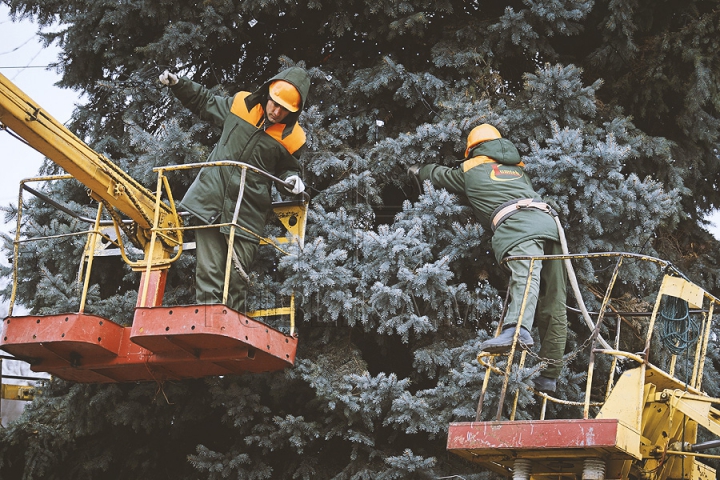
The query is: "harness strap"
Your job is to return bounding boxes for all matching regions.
[491,198,556,232]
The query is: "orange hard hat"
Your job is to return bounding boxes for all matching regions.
[269,80,301,112]
[465,124,501,158]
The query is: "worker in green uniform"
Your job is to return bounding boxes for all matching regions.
[159,67,310,313]
[409,124,567,393]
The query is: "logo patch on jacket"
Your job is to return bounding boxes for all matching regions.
[490,164,523,182]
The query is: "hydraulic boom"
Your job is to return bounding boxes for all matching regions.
[0,72,181,256]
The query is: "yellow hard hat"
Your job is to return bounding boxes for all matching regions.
[465,124,501,158]
[269,80,301,112]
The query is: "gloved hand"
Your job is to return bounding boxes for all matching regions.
[285,175,305,194]
[407,164,422,199]
[407,164,421,177]
[159,70,178,86]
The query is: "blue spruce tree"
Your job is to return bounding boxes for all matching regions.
[1,0,719,478]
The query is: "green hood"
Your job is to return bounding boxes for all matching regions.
[467,138,522,165]
[244,66,310,137]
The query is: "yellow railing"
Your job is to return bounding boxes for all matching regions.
[8,162,307,336]
[8,175,120,316]
[476,252,720,422]
[153,161,308,335]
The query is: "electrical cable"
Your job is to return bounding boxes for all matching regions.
[659,295,697,354]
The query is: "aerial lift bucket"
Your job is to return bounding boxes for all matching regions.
[1,164,307,383]
[446,253,720,479]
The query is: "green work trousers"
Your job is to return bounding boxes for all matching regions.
[195,227,259,314]
[504,238,567,378]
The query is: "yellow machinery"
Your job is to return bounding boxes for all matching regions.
[448,252,720,479]
[0,354,39,402]
[0,72,308,382]
[1,384,35,402]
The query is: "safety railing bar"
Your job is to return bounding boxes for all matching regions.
[583,256,623,418]
[221,167,248,305]
[154,219,295,256]
[155,223,297,247]
[19,174,75,183]
[503,251,673,269]
[475,285,512,421]
[139,170,168,307]
[694,302,714,388]
[79,204,104,312]
[68,222,295,261]
[21,183,128,226]
[154,160,311,203]
[496,258,537,421]
[593,309,705,387]
[93,242,197,257]
[605,315,623,403]
[504,251,720,307]
[480,252,717,420]
[13,230,114,244]
[10,163,303,325]
[476,354,603,409]
[151,162,301,323]
[567,306,712,317]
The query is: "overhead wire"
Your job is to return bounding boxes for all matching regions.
[0,35,35,56]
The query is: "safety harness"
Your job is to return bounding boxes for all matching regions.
[490,198,557,232]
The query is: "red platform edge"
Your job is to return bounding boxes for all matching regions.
[448,419,623,451]
[0,305,298,383]
[447,419,639,477]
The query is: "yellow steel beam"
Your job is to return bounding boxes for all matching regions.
[660,390,720,439]
[247,308,293,318]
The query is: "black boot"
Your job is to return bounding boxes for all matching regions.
[533,375,557,393]
[479,325,534,354]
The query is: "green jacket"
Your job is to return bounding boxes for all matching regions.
[418,138,559,262]
[171,67,310,241]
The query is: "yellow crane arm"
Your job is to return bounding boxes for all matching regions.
[0,72,179,249]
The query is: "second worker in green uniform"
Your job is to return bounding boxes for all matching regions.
[159,67,310,314]
[410,124,568,393]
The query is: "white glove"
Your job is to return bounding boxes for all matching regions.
[285,175,305,194]
[159,70,178,86]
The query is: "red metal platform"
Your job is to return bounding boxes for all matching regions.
[447,419,640,477]
[0,304,298,383]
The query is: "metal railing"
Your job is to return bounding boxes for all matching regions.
[7,161,308,335]
[476,251,720,422]
[152,161,308,334]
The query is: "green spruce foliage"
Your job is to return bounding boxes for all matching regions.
[1,0,719,478]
